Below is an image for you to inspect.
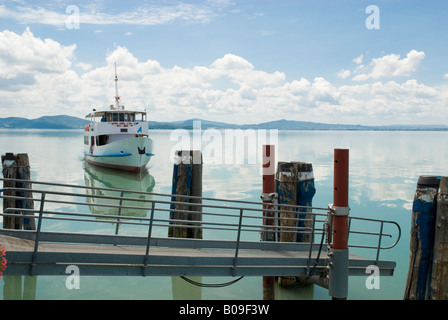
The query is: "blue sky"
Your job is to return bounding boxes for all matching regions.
[0,0,447,125]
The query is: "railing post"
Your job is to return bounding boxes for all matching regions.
[115,191,125,236]
[233,209,244,276]
[328,148,349,300]
[262,144,276,300]
[30,192,45,276]
[142,201,156,277]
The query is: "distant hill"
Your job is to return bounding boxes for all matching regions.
[149,118,448,131]
[0,115,447,131]
[0,115,88,129]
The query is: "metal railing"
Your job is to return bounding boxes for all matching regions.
[0,178,401,272]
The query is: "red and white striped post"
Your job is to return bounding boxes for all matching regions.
[262,144,276,300]
[329,148,349,300]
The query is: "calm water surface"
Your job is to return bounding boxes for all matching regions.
[1,129,448,300]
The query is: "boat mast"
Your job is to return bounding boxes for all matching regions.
[114,62,121,109]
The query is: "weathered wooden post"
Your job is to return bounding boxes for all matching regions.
[2,153,19,229]
[262,144,276,300]
[15,154,35,231]
[328,149,349,300]
[429,176,448,299]
[276,161,315,287]
[404,175,440,300]
[169,150,203,239]
[1,153,35,230]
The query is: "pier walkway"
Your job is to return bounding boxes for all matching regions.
[0,178,400,282]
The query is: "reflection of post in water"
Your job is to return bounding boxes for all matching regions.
[1,153,37,299]
[169,150,203,239]
[83,164,155,232]
[171,276,202,300]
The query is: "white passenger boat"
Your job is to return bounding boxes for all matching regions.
[83,65,154,173]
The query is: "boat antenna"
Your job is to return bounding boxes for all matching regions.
[114,62,121,109]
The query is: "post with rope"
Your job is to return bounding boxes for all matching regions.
[328,149,349,300]
[261,145,276,300]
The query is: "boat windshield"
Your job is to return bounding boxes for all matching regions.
[89,112,146,122]
[86,111,146,122]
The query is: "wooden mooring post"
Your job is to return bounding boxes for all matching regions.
[430,176,448,299]
[276,161,316,287]
[404,175,448,300]
[168,150,203,239]
[1,153,35,231]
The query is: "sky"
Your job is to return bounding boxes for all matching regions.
[0,0,447,125]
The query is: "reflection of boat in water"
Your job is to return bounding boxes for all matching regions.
[84,163,155,218]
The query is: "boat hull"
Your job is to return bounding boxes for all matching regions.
[84,137,154,173]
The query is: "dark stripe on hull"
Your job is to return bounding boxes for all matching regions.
[85,158,143,173]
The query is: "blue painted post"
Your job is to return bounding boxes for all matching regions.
[404,175,440,300]
[169,150,203,239]
[276,161,316,288]
[276,162,316,243]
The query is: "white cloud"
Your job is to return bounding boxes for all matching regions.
[0,29,446,126]
[352,50,425,81]
[337,69,351,79]
[76,62,92,71]
[0,28,75,80]
[353,54,363,64]
[0,1,232,27]
[444,73,448,79]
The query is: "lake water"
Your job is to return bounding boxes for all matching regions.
[1,129,448,300]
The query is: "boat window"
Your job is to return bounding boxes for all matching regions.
[135,113,145,122]
[96,135,109,146]
[129,113,135,122]
[112,113,119,122]
[119,113,125,122]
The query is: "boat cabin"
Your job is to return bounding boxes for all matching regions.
[84,108,149,150]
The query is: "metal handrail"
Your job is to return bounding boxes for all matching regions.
[0,178,401,271]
